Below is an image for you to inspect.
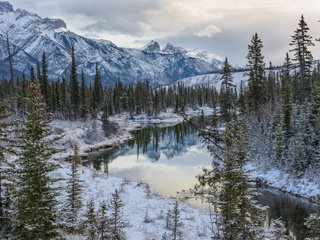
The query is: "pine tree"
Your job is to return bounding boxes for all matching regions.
[267,62,277,110]
[246,33,267,113]
[92,64,103,117]
[29,65,36,82]
[290,15,314,101]
[167,201,183,240]
[223,120,264,239]
[197,118,264,240]
[41,51,51,110]
[0,99,16,233]
[70,47,80,120]
[85,200,97,240]
[63,145,83,233]
[14,81,60,239]
[238,80,247,114]
[274,107,284,163]
[109,189,126,240]
[288,105,309,175]
[219,57,235,122]
[281,53,293,141]
[97,201,109,240]
[6,34,14,90]
[80,70,88,119]
[101,103,110,136]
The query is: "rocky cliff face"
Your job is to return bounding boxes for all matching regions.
[0,1,226,85]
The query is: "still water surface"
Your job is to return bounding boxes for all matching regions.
[85,118,315,240]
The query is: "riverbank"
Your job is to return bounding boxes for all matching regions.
[56,162,213,240]
[50,108,318,239]
[51,108,219,239]
[52,108,319,201]
[51,107,214,160]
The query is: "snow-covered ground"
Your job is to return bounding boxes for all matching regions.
[49,107,319,239]
[247,163,320,199]
[52,107,319,200]
[51,107,214,159]
[56,163,214,240]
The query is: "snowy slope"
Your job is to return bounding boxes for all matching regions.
[0,1,226,85]
[56,163,214,240]
[171,71,249,90]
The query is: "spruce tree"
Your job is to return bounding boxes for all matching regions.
[281,53,293,141]
[63,145,83,233]
[41,51,51,110]
[97,201,109,240]
[85,200,97,240]
[92,64,103,117]
[29,65,36,82]
[14,81,60,239]
[80,70,88,119]
[219,57,235,122]
[246,33,267,113]
[0,99,16,234]
[290,15,314,101]
[109,189,126,240]
[70,47,80,120]
[167,201,183,240]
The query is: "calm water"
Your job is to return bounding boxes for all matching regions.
[84,118,315,240]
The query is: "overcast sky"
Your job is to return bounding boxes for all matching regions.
[9,0,320,65]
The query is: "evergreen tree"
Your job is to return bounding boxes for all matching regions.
[85,200,97,240]
[246,33,267,113]
[101,103,110,136]
[281,53,293,140]
[0,99,16,233]
[167,201,183,240]
[70,47,80,120]
[109,189,126,240]
[14,81,60,239]
[219,57,235,122]
[288,105,309,175]
[238,80,247,114]
[274,108,284,163]
[290,15,314,101]
[92,64,103,117]
[80,70,88,119]
[29,65,36,82]
[41,51,51,110]
[267,62,277,110]
[63,145,83,233]
[197,118,264,240]
[6,34,14,90]
[97,201,109,240]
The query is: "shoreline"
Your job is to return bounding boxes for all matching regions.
[53,108,318,204]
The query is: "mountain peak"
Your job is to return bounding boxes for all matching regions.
[0,1,13,12]
[144,40,160,52]
[163,43,186,54]
[44,18,67,29]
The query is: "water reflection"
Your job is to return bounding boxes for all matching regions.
[257,188,315,240]
[84,117,315,240]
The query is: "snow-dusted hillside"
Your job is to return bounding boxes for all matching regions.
[171,71,249,90]
[0,1,227,85]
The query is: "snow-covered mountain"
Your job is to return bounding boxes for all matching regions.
[170,71,248,91]
[0,1,226,85]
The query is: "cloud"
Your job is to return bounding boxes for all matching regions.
[194,25,222,38]
[8,0,320,65]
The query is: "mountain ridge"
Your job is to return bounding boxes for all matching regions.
[0,1,227,85]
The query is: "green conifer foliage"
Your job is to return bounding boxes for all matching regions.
[14,82,60,239]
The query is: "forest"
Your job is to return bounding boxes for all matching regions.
[0,13,319,240]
